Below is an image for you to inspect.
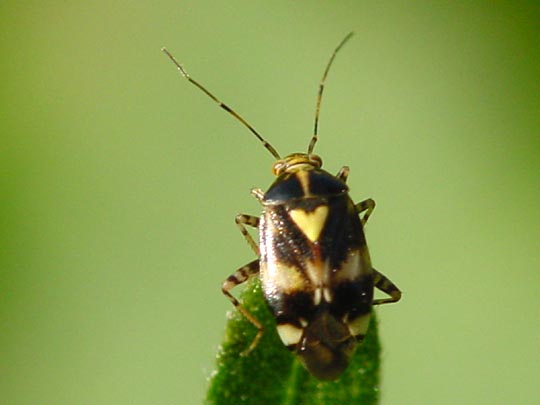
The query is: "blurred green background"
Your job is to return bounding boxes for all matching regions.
[2,1,539,404]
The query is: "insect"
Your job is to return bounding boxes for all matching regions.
[162,32,401,381]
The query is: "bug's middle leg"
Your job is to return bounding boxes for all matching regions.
[235,214,260,256]
[335,167,375,226]
[355,198,376,226]
[222,259,264,355]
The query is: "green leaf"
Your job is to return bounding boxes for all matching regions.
[206,279,381,404]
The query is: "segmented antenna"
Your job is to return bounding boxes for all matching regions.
[307,32,354,155]
[161,47,281,160]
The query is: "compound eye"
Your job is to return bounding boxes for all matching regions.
[309,154,323,168]
[272,160,287,175]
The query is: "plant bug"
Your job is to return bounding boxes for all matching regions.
[162,32,401,381]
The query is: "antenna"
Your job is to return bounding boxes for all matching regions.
[307,32,354,155]
[161,47,281,160]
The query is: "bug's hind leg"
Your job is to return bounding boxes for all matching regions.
[221,259,264,355]
[371,268,402,305]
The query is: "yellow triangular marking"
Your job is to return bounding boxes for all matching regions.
[289,205,328,242]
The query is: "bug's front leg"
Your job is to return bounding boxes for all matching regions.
[336,166,350,182]
[235,214,260,256]
[222,259,264,355]
[371,268,402,305]
[222,212,263,355]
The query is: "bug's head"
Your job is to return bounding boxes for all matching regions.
[272,153,322,176]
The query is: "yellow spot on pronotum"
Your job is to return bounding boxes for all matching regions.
[289,205,329,242]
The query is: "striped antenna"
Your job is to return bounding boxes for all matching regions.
[162,47,281,160]
[307,32,354,155]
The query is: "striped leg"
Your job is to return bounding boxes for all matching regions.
[235,214,260,256]
[250,187,265,202]
[336,168,375,226]
[336,166,350,182]
[221,259,264,355]
[355,198,376,226]
[371,268,402,305]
